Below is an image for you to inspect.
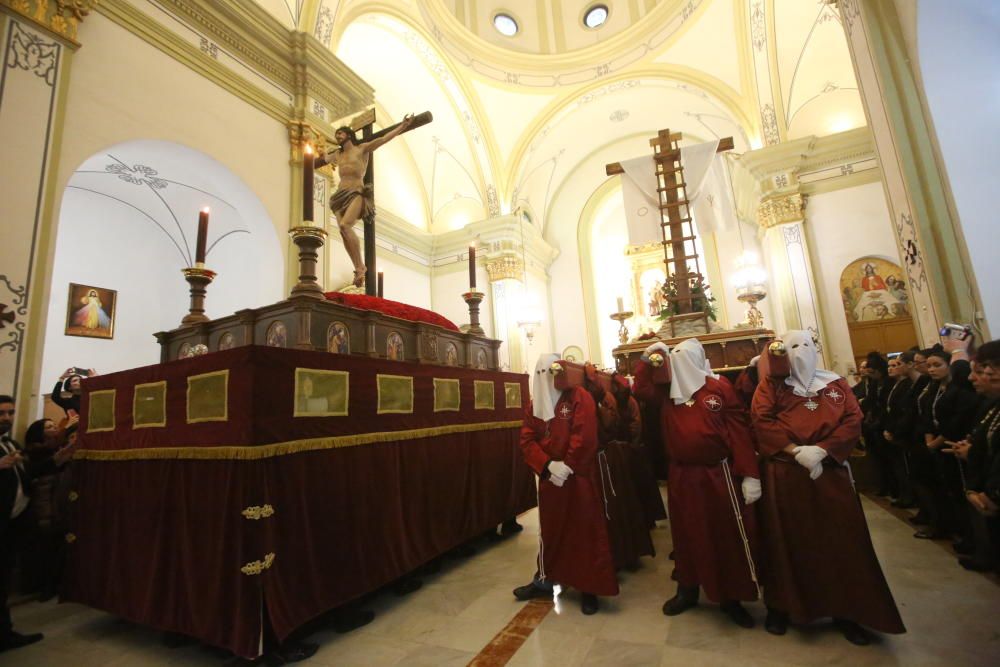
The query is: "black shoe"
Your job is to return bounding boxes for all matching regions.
[330,608,375,633]
[662,589,699,616]
[513,583,551,601]
[765,608,788,636]
[581,593,599,615]
[392,577,423,596]
[953,540,975,556]
[0,631,44,652]
[834,618,871,646]
[272,641,319,663]
[499,518,524,536]
[914,530,945,539]
[908,514,929,526]
[958,557,993,572]
[720,601,754,628]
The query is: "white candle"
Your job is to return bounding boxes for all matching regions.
[617,296,624,312]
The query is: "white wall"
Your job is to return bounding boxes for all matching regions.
[40,141,282,393]
[804,181,902,377]
[917,0,1000,334]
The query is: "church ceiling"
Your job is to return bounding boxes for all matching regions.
[272,0,865,232]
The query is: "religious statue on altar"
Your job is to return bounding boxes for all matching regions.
[325,114,414,287]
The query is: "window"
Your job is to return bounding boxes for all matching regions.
[493,13,518,37]
[584,5,609,29]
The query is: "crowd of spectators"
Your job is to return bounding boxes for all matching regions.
[854,336,1000,573]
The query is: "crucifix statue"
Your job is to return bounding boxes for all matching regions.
[316,109,432,293]
[606,129,733,335]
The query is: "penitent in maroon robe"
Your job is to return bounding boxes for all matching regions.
[520,387,619,596]
[634,362,760,603]
[751,377,905,632]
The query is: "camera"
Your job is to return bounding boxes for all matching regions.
[939,323,972,341]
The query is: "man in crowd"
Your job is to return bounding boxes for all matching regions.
[633,339,762,628]
[751,331,905,645]
[1,395,44,653]
[513,355,618,615]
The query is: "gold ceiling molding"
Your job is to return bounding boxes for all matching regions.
[1,0,96,45]
[484,255,524,283]
[756,192,805,229]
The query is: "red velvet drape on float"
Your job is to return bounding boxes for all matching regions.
[63,347,535,659]
[324,292,461,331]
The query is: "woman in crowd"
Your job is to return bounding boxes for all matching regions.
[915,347,978,543]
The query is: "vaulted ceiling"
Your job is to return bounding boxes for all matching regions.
[252,0,865,232]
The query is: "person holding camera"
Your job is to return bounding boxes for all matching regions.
[52,368,96,417]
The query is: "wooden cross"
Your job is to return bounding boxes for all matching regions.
[606,131,733,316]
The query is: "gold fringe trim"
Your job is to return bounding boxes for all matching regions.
[242,504,275,520]
[73,420,522,462]
[240,553,275,576]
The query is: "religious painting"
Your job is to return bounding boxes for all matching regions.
[293,368,349,417]
[562,345,585,362]
[839,257,911,322]
[475,349,488,370]
[443,342,458,367]
[266,321,287,348]
[218,332,234,351]
[386,332,404,361]
[64,283,116,339]
[327,322,350,354]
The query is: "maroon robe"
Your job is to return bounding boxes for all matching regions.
[616,394,668,526]
[751,377,905,632]
[634,362,761,603]
[520,388,618,596]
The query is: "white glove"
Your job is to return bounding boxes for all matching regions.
[793,445,828,470]
[548,460,574,483]
[642,342,669,361]
[749,355,760,368]
[742,477,762,505]
[807,462,824,480]
[548,474,566,488]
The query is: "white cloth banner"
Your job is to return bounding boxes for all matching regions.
[618,139,725,245]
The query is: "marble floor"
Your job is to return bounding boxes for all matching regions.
[6,494,1000,666]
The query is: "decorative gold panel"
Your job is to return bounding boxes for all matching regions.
[474,381,495,410]
[433,378,460,412]
[133,381,167,429]
[186,370,229,423]
[293,368,349,417]
[377,374,414,414]
[504,383,522,409]
[757,192,806,229]
[87,389,116,433]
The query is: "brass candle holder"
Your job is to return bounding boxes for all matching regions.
[463,290,485,335]
[736,285,767,329]
[181,266,216,326]
[610,310,634,345]
[289,225,328,299]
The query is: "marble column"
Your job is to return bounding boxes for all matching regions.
[757,192,824,347]
[485,255,524,373]
[837,0,979,342]
[0,2,92,422]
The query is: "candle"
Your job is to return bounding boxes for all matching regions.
[468,244,477,289]
[617,296,624,313]
[303,144,314,223]
[195,207,209,265]
[377,271,384,298]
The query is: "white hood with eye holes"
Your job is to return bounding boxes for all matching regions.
[783,330,840,397]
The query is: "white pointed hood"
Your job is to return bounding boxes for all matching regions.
[783,330,840,397]
[669,338,719,405]
[532,353,563,421]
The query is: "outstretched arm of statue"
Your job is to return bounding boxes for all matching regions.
[362,114,414,153]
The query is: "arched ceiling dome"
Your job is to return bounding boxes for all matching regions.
[434,0,667,56]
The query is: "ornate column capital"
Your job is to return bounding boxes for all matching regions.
[484,254,524,283]
[757,192,806,229]
[1,0,96,45]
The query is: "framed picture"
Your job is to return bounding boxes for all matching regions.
[64,283,116,339]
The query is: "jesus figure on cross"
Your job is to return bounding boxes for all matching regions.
[325,114,414,286]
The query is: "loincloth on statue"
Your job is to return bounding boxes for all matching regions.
[330,185,375,220]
